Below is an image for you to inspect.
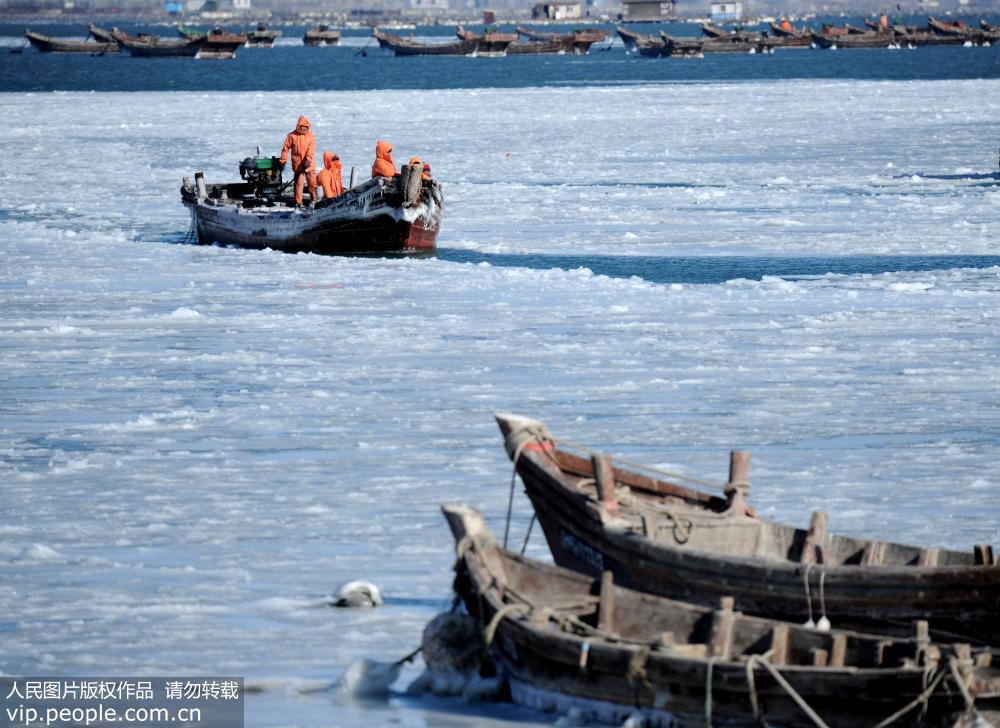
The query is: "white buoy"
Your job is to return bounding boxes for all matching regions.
[332,580,383,607]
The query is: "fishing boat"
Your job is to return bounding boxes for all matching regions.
[443,503,998,727]
[615,25,654,52]
[495,413,1000,644]
[811,30,901,48]
[87,24,116,43]
[459,25,593,55]
[373,27,514,57]
[303,24,341,46]
[700,22,761,42]
[662,31,762,53]
[634,36,668,57]
[767,22,814,47]
[180,153,442,254]
[23,29,119,53]
[111,28,204,57]
[196,28,247,59]
[246,23,281,47]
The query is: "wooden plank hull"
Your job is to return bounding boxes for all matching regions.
[24,30,118,53]
[180,174,442,255]
[443,504,994,727]
[112,30,204,57]
[496,414,1000,645]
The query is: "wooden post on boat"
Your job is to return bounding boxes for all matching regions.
[401,163,422,206]
[592,453,618,512]
[348,166,358,189]
[597,570,616,634]
[709,596,736,660]
[194,171,207,199]
[801,511,827,564]
[725,450,751,513]
[974,544,995,565]
[918,547,939,566]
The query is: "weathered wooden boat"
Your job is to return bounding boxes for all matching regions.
[87,24,116,43]
[615,24,654,52]
[467,25,599,55]
[373,27,514,57]
[496,413,1000,644]
[24,29,119,53]
[767,21,814,46]
[111,28,204,57]
[444,503,999,727]
[246,23,281,47]
[181,154,441,255]
[660,35,704,58]
[902,31,970,46]
[700,22,761,42]
[811,30,901,48]
[196,29,247,59]
[634,36,668,57]
[303,24,340,46]
[662,31,762,53]
[516,25,608,43]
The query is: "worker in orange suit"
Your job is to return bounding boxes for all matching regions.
[279,115,317,208]
[317,151,344,200]
[371,140,398,178]
[421,163,432,181]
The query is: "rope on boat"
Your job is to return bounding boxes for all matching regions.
[803,563,816,627]
[745,654,831,728]
[483,603,529,647]
[519,514,536,555]
[704,656,719,727]
[503,425,545,550]
[870,664,947,728]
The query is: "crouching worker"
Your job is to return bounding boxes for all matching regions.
[279,115,317,208]
[372,140,398,178]
[317,151,344,200]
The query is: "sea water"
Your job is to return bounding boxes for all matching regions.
[1,31,999,728]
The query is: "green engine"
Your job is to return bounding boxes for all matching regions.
[239,152,283,198]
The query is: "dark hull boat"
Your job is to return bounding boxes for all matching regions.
[615,24,654,52]
[811,31,900,49]
[196,31,246,59]
[663,32,762,54]
[247,24,281,47]
[443,503,999,727]
[374,27,513,56]
[303,25,340,46]
[111,28,204,57]
[24,29,118,53]
[496,414,1000,644]
[181,157,442,255]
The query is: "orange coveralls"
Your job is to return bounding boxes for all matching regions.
[279,115,317,206]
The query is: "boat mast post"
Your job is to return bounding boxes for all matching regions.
[725,450,751,512]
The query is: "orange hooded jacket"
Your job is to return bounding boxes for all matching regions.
[371,140,398,178]
[317,151,344,199]
[279,116,316,174]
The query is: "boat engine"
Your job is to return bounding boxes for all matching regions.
[239,152,283,199]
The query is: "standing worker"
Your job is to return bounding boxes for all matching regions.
[279,115,317,208]
[317,151,344,200]
[372,140,398,178]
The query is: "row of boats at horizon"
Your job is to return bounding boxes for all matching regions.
[19,14,1000,60]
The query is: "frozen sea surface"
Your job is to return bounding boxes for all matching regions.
[1,81,999,727]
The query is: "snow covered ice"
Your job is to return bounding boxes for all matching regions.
[1,80,999,727]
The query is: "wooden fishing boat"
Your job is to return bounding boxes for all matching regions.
[373,27,514,57]
[700,22,761,42]
[196,29,247,59]
[662,31,762,53]
[811,30,901,48]
[660,35,704,58]
[496,413,1000,644]
[111,28,204,57]
[87,24,116,43]
[634,36,668,57]
[24,29,118,54]
[443,503,999,727]
[181,155,442,255]
[767,22,813,47]
[303,24,340,46]
[470,26,600,55]
[246,23,281,47]
[615,24,653,52]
